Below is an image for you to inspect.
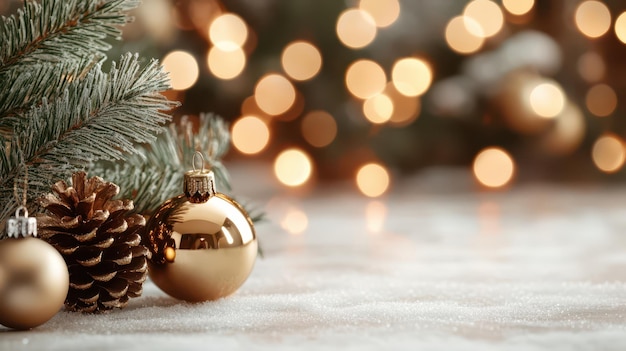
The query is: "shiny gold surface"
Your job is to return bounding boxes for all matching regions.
[0,237,69,329]
[145,193,257,302]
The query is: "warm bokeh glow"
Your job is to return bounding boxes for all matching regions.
[231,116,270,154]
[162,51,199,90]
[391,57,433,97]
[281,41,323,81]
[529,82,565,118]
[345,60,386,99]
[615,12,626,44]
[592,134,626,173]
[274,148,313,187]
[586,84,617,117]
[500,72,567,135]
[577,51,605,83]
[363,94,394,124]
[575,1,611,38]
[541,102,585,156]
[301,111,337,148]
[280,207,309,235]
[254,74,296,116]
[209,13,248,51]
[365,201,387,233]
[502,0,534,16]
[473,147,515,188]
[384,83,421,126]
[463,0,504,38]
[445,16,485,54]
[240,95,269,119]
[336,9,377,49]
[207,46,246,80]
[356,163,390,198]
[359,0,400,28]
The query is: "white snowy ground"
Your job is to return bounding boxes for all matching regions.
[1,166,625,350]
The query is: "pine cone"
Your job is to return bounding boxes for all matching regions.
[38,172,150,313]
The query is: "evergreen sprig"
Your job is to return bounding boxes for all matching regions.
[0,0,137,69]
[0,57,97,131]
[96,114,232,215]
[0,0,179,230]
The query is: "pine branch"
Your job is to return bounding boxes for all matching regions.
[0,53,177,225]
[95,114,232,215]
[0,0,138,71]
[0,57,98,135]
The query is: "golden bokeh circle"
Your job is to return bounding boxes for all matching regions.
[473,147,515,188]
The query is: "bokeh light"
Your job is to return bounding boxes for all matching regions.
[577,51,605,83]
[254,74,296,116]
[473,147,515,188]
[585,84,617,117]
[280,207,309,235]
[615,12,626,44]
[231,116,270,155]
[445,16,485,54]
[529,82,565,118]
[502,0,534,16]
[301,111,337,148]
[161,50,199,90]
[281,41,323,81]
[391,57,433,97]
[463,0,504,38]
[336,9,377,49]
[541,101,585,156]
[384,83,421,126]
[592,134,626,173]
[207,46,246,80]
[365,201,387,233]
[345,60,386,99]
[240,95,269,119]
[363,94,394,124]
[356,163,390,198]
[575,0,611,38]
[499,72,552,134]
[209,13,248,51]
[359,0,400,28]
[275,91,305,122]
[134,0,175,42]
[274,148,313,187]
[186,0,221,35]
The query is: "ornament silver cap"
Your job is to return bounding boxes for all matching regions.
[184,152,216,203]
[7,206,37,238]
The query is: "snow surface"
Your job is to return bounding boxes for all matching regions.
[1,168,626,350]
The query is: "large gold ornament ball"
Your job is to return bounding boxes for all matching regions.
[145,193,257,302]
[0,237,69,329]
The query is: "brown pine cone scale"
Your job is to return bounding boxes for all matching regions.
[38,171,150,313]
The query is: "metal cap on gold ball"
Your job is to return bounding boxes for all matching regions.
[144,152,257,302]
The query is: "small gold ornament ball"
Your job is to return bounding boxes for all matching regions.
[145,193,257,302]
[0,237,69,330]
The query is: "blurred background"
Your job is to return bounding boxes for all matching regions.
[4,0,626,197]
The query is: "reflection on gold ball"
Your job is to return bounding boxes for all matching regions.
[0,237,68,329]
[145,193,257,302]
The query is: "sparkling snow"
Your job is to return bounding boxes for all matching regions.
[1,168,625,350]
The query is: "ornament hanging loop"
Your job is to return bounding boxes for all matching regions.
[13,166,28,207]
[8,159,37,238]
[15,205,29,218]
[192,151,205,172]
